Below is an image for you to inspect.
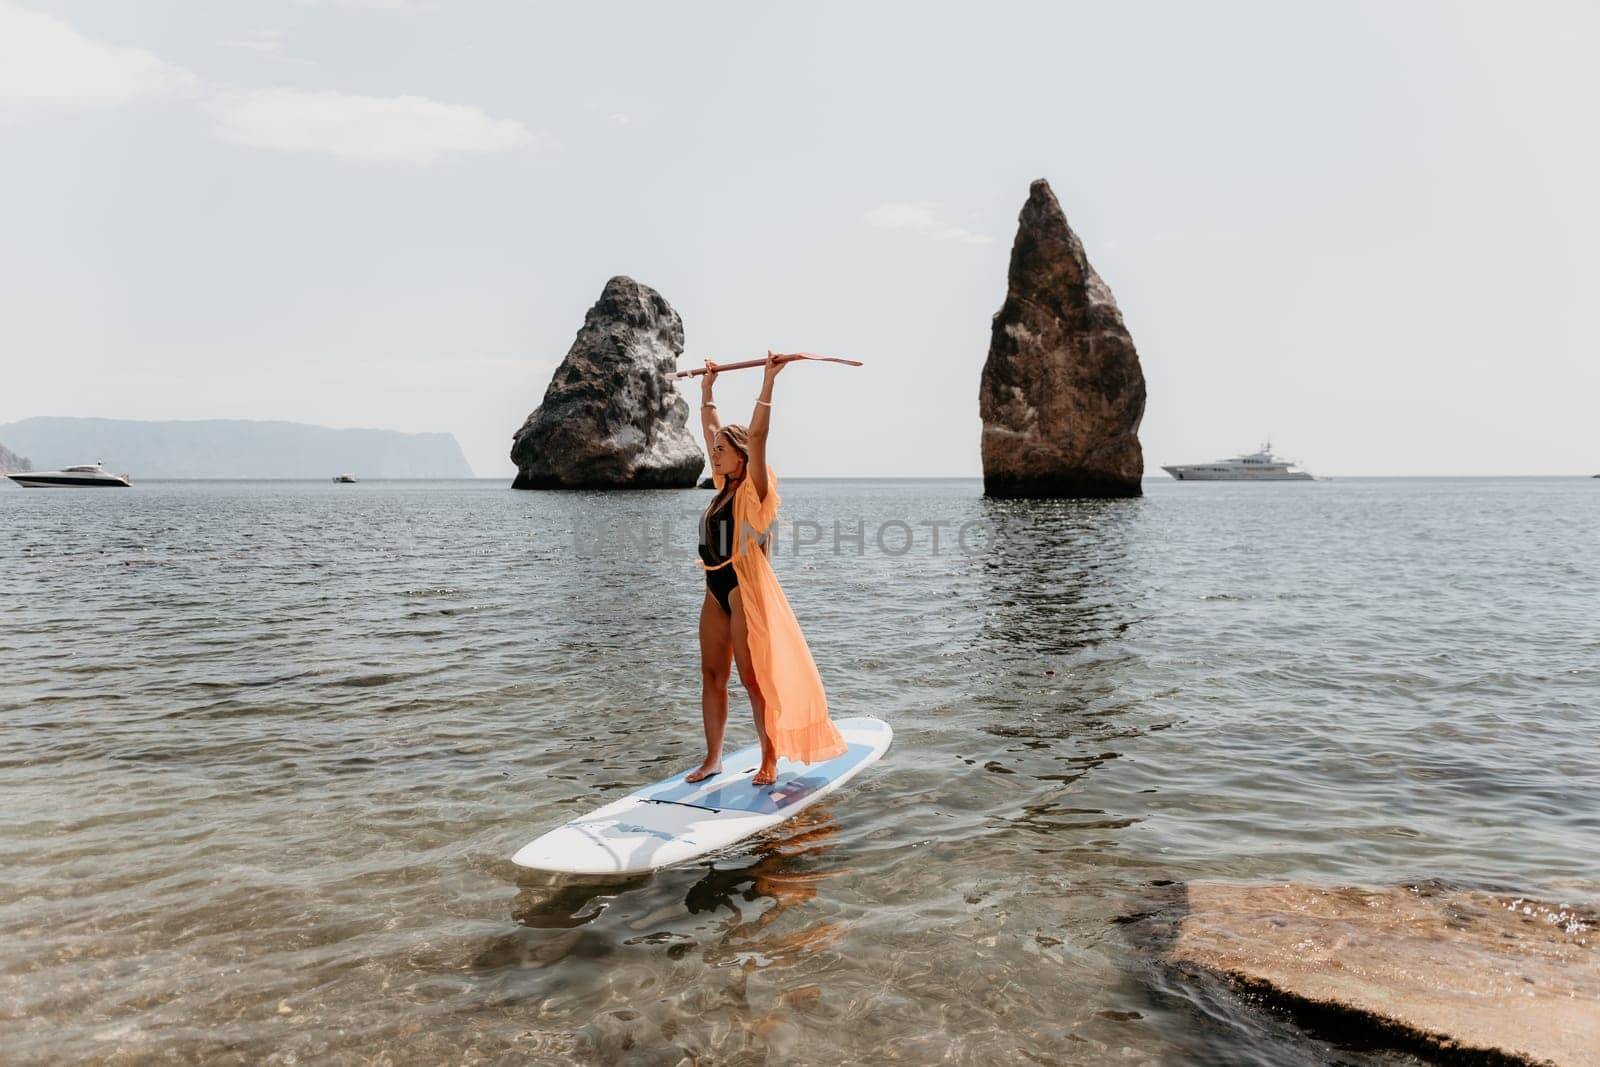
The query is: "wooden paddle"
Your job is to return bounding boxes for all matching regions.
[674,352,863,378]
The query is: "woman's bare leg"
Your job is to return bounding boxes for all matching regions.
[729,587,779,785]
[688,590,733,782]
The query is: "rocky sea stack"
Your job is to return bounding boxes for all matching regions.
[980,179,1146,498]
[511,277,703,490]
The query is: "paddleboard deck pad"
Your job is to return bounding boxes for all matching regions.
[512,716,892,874]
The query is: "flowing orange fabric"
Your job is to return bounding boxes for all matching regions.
[701,465,847,764]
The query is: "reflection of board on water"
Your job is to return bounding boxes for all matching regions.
[505,805,848,941]
[512,717,892,875]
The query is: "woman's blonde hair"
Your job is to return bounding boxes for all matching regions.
[717,424,751,471]
[707,424,768,556]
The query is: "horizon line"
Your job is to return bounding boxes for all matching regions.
[6,474,1594,483]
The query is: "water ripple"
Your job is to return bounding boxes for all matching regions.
[1,477,1596,1063]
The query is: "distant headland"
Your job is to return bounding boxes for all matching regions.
[0,417,473,479]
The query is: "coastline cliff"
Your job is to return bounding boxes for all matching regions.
[0,418,473,478]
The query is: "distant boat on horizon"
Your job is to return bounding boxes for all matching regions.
[7,461,131,488]
[333,473,357,483]
[1162,443,1318,481]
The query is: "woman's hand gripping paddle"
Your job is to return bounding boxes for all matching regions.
[675,352,863,378]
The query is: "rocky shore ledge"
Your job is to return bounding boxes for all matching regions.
[1128,881,1598,1066]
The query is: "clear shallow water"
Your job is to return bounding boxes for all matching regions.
[1,477,1595,1064]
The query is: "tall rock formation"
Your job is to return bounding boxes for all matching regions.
[980,179,1146,498]
[511,277,703,490]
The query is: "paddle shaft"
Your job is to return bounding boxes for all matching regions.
[674,353,862,379]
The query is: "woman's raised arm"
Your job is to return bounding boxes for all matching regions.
[699,360,721,459]
[748,351,783,501]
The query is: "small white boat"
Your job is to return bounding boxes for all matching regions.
[333,473,357,484]
[8,462,131,488]
[1162,442,1316,481]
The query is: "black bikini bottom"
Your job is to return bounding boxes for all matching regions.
[705,564,738,615]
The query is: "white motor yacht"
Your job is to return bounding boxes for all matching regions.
[8,462,132,488]
[1162,443,1316,481]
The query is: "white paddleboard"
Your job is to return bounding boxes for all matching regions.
[512,716,892,875]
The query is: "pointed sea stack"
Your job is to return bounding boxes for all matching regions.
[980,180,1146,498]
[511,277,704,489]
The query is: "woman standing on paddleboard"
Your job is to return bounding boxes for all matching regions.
[690,351,848,786]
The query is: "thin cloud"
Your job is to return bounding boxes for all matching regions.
[290,0,433,10]
[0,1,197,111]
[218,29,314,67]
[207,88,545,164]
[863,200,993,245]
[2,4,536,166]
[219,30,286,55]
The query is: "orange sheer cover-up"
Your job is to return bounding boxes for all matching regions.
[700,465,847,764]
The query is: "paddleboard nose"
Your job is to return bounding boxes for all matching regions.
[511,802,703,874]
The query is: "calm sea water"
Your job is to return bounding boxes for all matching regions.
[2,477,1596,1064]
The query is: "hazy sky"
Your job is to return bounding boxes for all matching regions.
[2,0,1594,477]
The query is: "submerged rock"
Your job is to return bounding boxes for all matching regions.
[511,277,703,489]
[979,179,1146,498]
[1150,881,1599,1066]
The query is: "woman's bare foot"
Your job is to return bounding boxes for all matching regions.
[751,759,779,787]
[685,758,721,783]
